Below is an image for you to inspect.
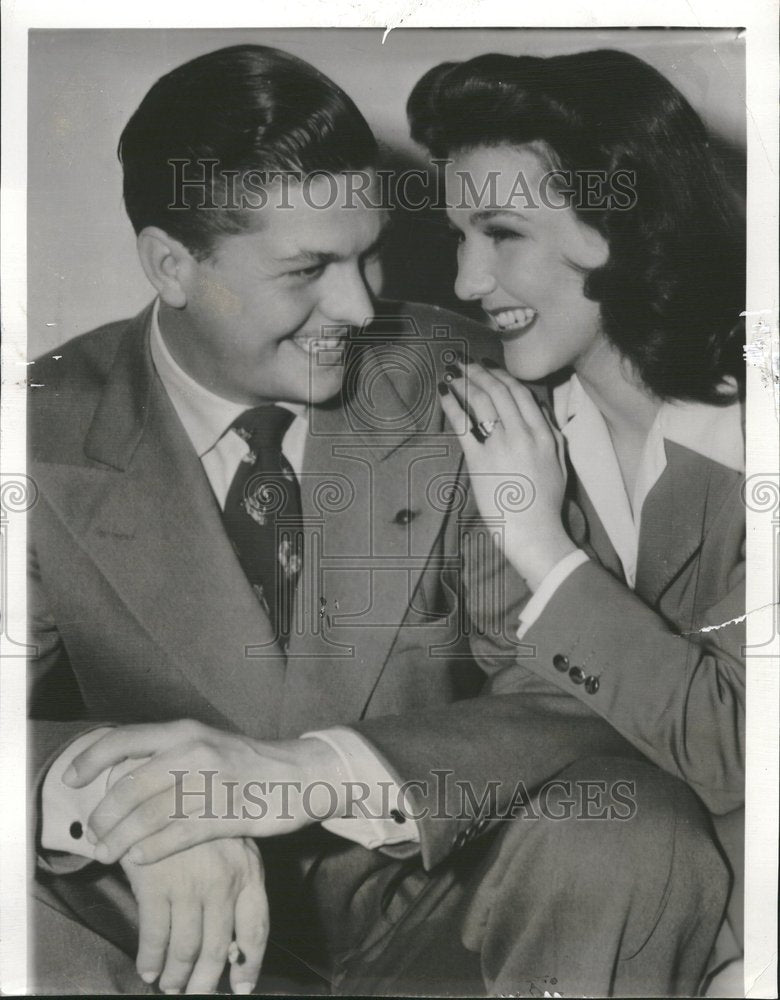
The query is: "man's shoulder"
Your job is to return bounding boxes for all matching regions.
[29,306,152,460]
[373,299,500,368]
[32,311,146,386]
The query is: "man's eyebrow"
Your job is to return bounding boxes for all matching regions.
[275,222,392,266]
[275,249,339,266]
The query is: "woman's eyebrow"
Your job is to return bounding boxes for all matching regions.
[470,209,530,224]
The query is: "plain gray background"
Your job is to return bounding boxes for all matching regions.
[27,27,746,356]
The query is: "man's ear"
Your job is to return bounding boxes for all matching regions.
[136,227,194,309]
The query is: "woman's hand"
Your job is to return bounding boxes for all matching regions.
[439,359,577,590]
[122,836,267,994]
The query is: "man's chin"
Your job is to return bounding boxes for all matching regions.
[301,366,346,406]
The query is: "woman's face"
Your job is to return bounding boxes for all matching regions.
[445,144,611,382]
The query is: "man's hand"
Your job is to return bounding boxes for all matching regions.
[63,720,343,864]
[122,836,267,994]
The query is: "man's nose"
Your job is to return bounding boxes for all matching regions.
[320,264,375,329]
[454,244,497,302]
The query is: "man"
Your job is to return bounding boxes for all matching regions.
[29,44,727,997]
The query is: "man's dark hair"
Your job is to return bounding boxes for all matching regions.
[118,44,379,258]
[408,49,745,404]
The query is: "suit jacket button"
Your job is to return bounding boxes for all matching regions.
[585,675,600,695]
[569,666,586,685]
[393,508,416,525]
[553,654,569,672]
[69,821,83,840]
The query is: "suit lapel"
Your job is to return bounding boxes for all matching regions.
[635,443,742,605]
[46,312,286,738]
[279,363,460,735]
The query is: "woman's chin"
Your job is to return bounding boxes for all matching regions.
[500,352,556,384]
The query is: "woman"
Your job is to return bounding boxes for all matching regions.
[409,48,745,991]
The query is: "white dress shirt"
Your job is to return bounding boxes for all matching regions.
[41,300,417,858]
[516,373,744,638]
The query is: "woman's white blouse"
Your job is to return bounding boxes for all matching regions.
[516,374,744,639]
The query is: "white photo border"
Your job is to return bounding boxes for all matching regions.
[2,2,777,996]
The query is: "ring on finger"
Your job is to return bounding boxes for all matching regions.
[476,418,501,440]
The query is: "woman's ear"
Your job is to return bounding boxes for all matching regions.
[136,227,194,308]
[574,223,610,270]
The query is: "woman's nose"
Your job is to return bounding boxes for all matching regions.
[453,244,497,302]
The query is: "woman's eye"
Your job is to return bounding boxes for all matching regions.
[484,226,524,243]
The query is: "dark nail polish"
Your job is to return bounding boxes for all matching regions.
[236,949,246,966]
[481,357,501,370]
[444,364,461,381]
[437,380,449,396]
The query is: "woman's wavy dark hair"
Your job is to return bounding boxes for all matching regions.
[408,49,745,404]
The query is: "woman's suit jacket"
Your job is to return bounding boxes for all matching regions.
[486,430,745,942]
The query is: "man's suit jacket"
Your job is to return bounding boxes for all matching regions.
[29,300,635,871]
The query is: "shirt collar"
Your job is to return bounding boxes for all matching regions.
[149,299,306,458]
[553,373,744,474]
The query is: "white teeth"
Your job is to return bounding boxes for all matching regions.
[492,307,537,331]
[292,336,343,354]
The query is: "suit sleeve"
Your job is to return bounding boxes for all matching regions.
[499,539,745,816]
[28,538,113,873]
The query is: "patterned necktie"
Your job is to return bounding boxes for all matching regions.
[222,406,303,646]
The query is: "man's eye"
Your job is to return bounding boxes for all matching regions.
[289,264,326,280]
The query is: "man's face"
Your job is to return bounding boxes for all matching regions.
[162,172,385,405]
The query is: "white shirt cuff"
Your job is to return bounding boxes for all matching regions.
[41,727,149,860]
[300,727,420,849]
[516,549,590,640]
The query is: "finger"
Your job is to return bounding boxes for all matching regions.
[231,880,270,995]
[185,899,233,994]
[126,817,229,866]
[472,361,552,438]
[65,723,177,787]
[456,363,525,434]
[439,388,482,458]
[92,789,175,864]
[89,739,210,848]
[446,373,502,431]
[135,882,171,986]
[159,897,203,994]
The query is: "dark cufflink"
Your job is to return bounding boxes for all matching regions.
[552,653,569,672]
[390,809,406,825]
[393,509,417,525]
[584,675,600,695]
[69,821,83,840]
[568,666,586,685]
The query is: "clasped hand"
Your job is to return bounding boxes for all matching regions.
[440,359,577,591]
[64,719,341,864]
